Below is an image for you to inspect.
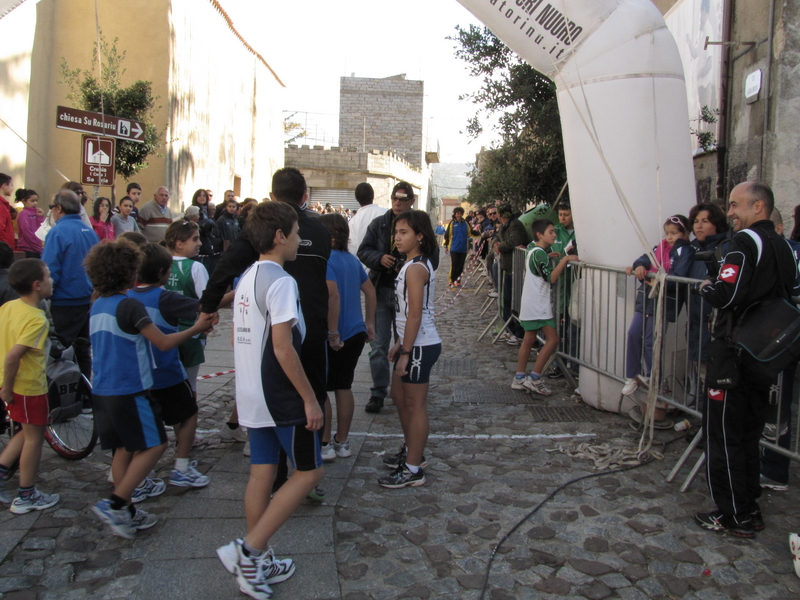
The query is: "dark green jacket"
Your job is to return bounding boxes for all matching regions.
[496,217,528,272]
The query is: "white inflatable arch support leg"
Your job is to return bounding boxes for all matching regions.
[456,0,696,409]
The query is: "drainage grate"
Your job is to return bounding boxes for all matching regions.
[528,406,600,422]
[432,358,478,378]
[453,382,536,404]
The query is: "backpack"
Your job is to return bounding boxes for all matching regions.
[728,229,800,382]
[46,358,91,423]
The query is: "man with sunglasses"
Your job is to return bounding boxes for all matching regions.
[41,190,99,380]
[357,182,439,414]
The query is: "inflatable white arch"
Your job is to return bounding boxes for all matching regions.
[457,0,696,406]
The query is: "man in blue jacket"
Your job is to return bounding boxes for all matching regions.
[42,190,99,379]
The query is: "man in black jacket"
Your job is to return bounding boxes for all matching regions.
[357,182,439,413]
[695,181,797,537]
[200,169,331,484]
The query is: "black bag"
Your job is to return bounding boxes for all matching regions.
[706,337,741,389]
[730,297,800,382]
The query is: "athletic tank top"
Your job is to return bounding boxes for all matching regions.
[394,255,440,347]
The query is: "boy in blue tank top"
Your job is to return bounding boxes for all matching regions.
[85,241,213,539]
[128,243,210,490]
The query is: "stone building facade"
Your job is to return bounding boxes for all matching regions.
[0,0,284,210]
[656,0,800,220]
[285,145,425,210]
[288,74,438,213]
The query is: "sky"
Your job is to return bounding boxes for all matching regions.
[225,0,499,164]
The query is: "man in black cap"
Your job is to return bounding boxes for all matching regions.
[357,182,439,413]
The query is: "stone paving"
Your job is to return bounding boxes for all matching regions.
[0,251,799,599]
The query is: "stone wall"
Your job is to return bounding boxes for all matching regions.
[285,144,425,208]
[339,75,425,169]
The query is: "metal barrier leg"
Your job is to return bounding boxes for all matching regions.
[553,355,578,390]
[479,296,494,315]
[491,316,517,344]
[666,427,704,483]
[680,452,706,493]
[474,278,486,295]
[477,313,500,342]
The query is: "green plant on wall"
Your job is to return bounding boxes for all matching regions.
[690,105,720,152]
[59,34,162,180]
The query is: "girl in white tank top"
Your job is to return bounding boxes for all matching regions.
[377,210,441,490]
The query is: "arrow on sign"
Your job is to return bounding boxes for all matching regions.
[131,122,144,139]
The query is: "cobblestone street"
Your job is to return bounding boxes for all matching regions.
[1,250,799,600]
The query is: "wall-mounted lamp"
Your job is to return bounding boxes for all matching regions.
[704,36,756,50]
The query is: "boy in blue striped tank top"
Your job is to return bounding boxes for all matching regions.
[128,243,210,490]
[85,241,213,539]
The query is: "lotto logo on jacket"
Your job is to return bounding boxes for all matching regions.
[719,264,739,283]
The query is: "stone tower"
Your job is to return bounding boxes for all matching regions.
[339,74,425,169]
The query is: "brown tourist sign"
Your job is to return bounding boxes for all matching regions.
[56,105,145,143]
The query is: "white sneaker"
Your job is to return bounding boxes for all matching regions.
[488,291,499,298]
[511,376,528,390]
[243,441,251,457]
[219,424,248,443]
[621,378,638,396]
[332,438,351,458]
[524,377,552,396]
[320,444,336,462]
[506,336,520,346]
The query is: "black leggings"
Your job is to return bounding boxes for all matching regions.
[449,251,466,284]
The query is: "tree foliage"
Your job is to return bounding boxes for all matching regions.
[452,25,567,210]
[59,35,161,180]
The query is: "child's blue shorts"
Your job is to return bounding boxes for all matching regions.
[248,424,322,471]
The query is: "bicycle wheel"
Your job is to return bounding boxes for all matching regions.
[45,373,97,460]
[45,413,97,460]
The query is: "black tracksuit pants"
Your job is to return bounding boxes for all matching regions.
[703,371,769,522]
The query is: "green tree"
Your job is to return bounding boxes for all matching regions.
[452,25,567,210]
[59,35,161,181]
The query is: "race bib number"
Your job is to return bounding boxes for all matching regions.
[719,264,739,283]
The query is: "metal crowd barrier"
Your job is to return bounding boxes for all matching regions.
[549,261,800,488]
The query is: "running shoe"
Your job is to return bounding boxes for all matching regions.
[750,504,766,531]
[760,474,788,491]
[506,336,520,346]
[169,461,210,487]
[488,291,499,298]
[320,445,336,462]
[131,477,167,503]
[524,377,552,396]
[378,464,426,488]
[511,375,528,390]
[332,438,351,458]
[130,507,158,530]
[91,499,135,539]
[694,511,755,538]
[621,378,638,396]
[546,366,565,379]
[9,490,60,515]
[382,444,427,469]
[307,486,325,501]
[365,396,384,414]
[219,424,248,443]
[217,539,295,584]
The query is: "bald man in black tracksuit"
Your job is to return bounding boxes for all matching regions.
[695,181,797,537]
